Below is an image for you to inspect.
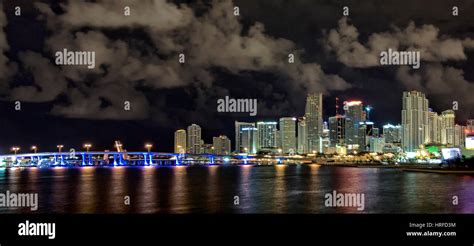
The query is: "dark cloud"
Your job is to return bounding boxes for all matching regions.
[324,17,474,68]
[5,0,350,123]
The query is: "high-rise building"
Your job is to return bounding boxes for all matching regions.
[279,117,297,154]
[358,121,375,151]
[240,127,258,154]
[305,93,323,153]
[344,101,364,148]
[257,121,277,150]
[329,115,345,147]
[297,117,307,154]
[382,124,402,144]
[441,110,455,146]
[187,124,202,154]
[275,130,281,149]
[235,121,255,152]
[454,124,465,148]
[213,135,231,155]
[174,129,187,153]
[369,137,385,153]
[428,111,442,144]
[401,91,429,152]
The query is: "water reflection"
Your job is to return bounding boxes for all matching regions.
[0,165,472,213]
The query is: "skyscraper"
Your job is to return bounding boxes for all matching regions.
[279,117,297,154]
[235,121,255,152]
[358,121,374,151]
[213,135,231,155]
[297,117,307,154]
[240,127,258,154]
[401,91,429,152]
[428,111,442,144]
[382,124,401,144]
[174,129,187,153]
[256,121,277,150]
[187,124,202,154]
[441,110,455,146]
[305,93,323,153]
[454,124,466,148]
[344,101,364,149]
[329,115,345,147]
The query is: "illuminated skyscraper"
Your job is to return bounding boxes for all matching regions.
[187,124,202,154]
[358,121,375,151]
[401,91,429,152]
[213,135,231,155]
[235,121,255,152]
[240,127,258,154]
[257,121,277,150]
[174,129,187,153]
[441,110,455,146]
[305,93,323,153]
[297,117,307,154]
[428,111,442,144]
[454,124,465,148]
[329,115,345,147]
[344,101,364,148]
[279,117,297,154]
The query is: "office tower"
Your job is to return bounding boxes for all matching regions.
[187,124,202,154]
[383,124,402,143]
[174,129,187,153]
[329,115,345,147]
[322,121,330,151]
[240,127,258,154]
[213,135,231,155]
[441,110,455,146]
[235,121,255,152]
[257,121,277,150]
[279,117,297,154]
[344,101,364,148]
[369,137,385,153]
[428,111,442,144]
[297,117,307,154]
[358,121,374,151]
[454,125,465,148]
[275,130,281,149]
[305,93,323,153]
[401,91,429,152]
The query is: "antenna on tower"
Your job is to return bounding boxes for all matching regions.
[335,97,339,116]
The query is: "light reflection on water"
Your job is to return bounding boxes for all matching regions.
[0,165,473,213]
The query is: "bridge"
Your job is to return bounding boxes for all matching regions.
[0,151,244,168]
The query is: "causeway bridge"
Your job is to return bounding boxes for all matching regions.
[0,151,244,167]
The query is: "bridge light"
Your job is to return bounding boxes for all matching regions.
[145,143,153,152]
[31,146,37,153]
[83,143,92,152]
[57,145,64,153]
[11,147,20,155]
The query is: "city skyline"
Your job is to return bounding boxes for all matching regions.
[2,90,472,155]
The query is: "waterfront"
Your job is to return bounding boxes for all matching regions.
[0,165,473,213]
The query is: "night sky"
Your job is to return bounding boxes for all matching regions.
[0,0,473,153]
